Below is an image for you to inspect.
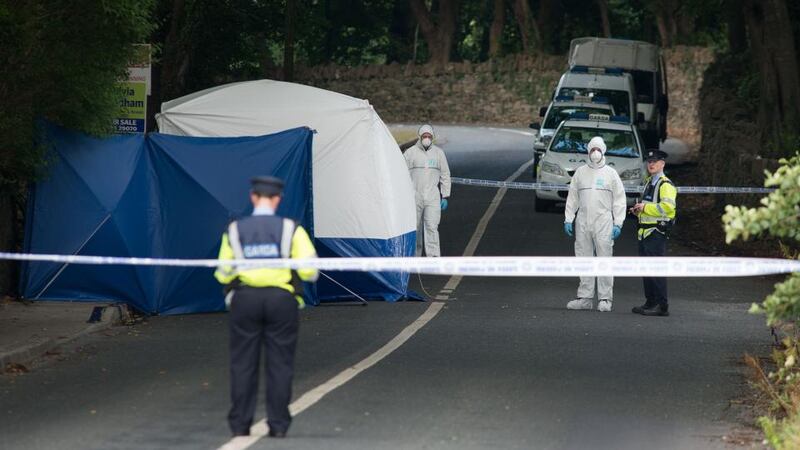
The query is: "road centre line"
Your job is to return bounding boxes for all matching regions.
[218,159,533,450]
[219,301,446,450]
[440,159,535,295]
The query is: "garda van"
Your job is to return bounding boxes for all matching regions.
[553,66,639,128]
[568,37,668,149]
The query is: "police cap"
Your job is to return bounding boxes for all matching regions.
[250,176,284,196]
[645,149,668,162]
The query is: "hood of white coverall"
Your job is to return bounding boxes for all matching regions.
[418,124,435,150]
[586,136,607,169]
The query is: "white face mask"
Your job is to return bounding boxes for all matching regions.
[421,137,432,148]
[589,150,603,163]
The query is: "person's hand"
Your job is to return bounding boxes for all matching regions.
[612,225,622,240]
[629,202,644,215]
[440,198,448,210]
[564,222,574,237]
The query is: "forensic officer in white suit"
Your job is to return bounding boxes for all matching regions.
[404,124,451,257]
[563,136,626,312]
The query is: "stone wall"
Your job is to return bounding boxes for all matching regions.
[294,46,714,151]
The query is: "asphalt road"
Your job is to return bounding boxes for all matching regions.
[0,126,774,449]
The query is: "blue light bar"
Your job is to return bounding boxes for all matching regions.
[568,112,590,120]
[570,66,625,75]
[610,115,631,123]
[555,95,610,104]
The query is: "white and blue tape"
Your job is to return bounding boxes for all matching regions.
[1,252,797,278]
[450,177,775,194]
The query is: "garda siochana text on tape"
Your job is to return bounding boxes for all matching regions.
[450,177,776,194]
[1,252,798,278]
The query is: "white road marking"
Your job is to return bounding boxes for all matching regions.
[217,302,445,450]
[217,157,533,450]
[442,158,535,294]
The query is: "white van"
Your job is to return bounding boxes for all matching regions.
[568,37,668,149]
[554,66,639,126]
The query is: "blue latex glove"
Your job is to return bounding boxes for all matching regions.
[440,198,448,210]
[564,222,574,237]
[612,225,622,240]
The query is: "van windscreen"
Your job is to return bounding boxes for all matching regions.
[556,88,631,118]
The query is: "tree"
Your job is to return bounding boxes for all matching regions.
[742,0,800,147]
[512,0,541,53]
[409,0,460,65]
[0,0,154,295]
[489,0,505,58]
[284,0,296,81]
[596,0,611,37]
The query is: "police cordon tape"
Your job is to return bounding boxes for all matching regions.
[450,177,775,194]
[1,252,798,278]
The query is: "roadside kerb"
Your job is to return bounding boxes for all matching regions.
[0,303,128,373]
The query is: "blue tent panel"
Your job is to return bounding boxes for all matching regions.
[316,231,415,301]
[22,125,314,315]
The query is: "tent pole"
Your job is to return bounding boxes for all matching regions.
[33,213,113,300]
[318,271,368,306]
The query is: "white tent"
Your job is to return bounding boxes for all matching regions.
[156,80,417,300]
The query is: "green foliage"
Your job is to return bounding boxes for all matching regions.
[0,0,154,188]
[723,153,800,246]
[760,414,800,450]
[725,154,800,447]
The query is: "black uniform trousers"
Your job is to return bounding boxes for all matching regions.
[638,231,668,306]
[228,286,299,435]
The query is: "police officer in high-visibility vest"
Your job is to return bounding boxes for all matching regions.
[214,176,318,438]
[630,150,676,317]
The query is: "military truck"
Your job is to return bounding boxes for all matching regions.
[568,37,668,149]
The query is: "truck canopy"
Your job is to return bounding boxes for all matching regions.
[568,37,659,72]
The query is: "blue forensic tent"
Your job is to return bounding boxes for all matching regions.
[20,124,313,315]
[156,80,418,302]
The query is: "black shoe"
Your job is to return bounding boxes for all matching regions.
[640,303,669,317]
[632,302,655,314]
[268,429,287,438]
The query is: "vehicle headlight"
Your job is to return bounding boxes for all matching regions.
[620,168,642,181]
[541,161,567,177]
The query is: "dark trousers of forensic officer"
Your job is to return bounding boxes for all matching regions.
[638,232,668,306]
[228,286,298,435]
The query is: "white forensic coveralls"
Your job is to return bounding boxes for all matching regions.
[564,140,626,301]
[404,140,451,257]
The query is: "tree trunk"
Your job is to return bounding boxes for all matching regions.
[743,0,800,146]
[655,13,671,47]
[596,0,611,38]
[161,0,187,100]
[283,0,295,82]
[513,0,540,53]
[725,0,747,53]
[257,32,275,78]
[408,0,460,66]
[536,0,560,53]
[489,0,505,58]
